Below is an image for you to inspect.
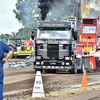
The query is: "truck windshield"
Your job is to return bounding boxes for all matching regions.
[83,26,96,34]
[37,28,71,39]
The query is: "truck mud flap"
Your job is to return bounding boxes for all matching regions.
[85,57,90,71]
[85,57,94,72]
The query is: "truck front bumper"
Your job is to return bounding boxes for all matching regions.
[34,60,73,70]
[34,66,73,70]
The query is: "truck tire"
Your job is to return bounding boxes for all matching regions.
[70,59,77,74]
[84,57,91,72]
[78,58,85,73]
[81,58,85,73]
[96,57,100,70]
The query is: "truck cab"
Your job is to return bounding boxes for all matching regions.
[32,20,84,73]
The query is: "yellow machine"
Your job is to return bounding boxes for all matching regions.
[14,46,34,56]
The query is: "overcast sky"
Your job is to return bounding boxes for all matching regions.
[0,0,22,35]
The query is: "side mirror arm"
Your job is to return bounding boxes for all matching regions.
[31,31,34,40]
[72,29,78,40]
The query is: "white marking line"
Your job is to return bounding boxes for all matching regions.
[61,81,100,90]
[3,88,33,96]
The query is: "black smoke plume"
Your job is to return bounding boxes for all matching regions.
[38,0,65,20]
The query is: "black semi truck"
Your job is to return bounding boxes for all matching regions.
[31,20,84,74]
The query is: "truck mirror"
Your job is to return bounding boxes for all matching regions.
[74,30,78,34]
[74,36,77,40]
[74,30,77,40]
[72,29,77,40]
[31,30,34,40]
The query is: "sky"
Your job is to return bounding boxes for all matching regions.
[0,0,23,35]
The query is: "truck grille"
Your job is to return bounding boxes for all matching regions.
[47,44,59,59]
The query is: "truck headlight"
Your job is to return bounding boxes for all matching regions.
[36,56,41,60]
[36,62,40,65]
[65,57,70,60]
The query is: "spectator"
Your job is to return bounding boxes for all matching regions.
[0,41,13,100]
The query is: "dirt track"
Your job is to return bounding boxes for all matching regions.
[7,58,28,63]
[3,58,100,100]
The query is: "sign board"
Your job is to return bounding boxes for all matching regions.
[32,71,45,97]
[81,35,96,45]
[82,38,96,43]
[38,21,71,28]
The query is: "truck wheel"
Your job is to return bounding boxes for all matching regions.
[80,58,85,73]
[78,58,85,73]
[70,59,77,74]
[96,57,100,70]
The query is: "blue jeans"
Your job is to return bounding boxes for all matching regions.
[0,64,4,100]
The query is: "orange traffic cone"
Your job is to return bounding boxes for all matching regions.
[81,70,88,88]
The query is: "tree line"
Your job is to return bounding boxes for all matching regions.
[0,0,77,40]
[0,0,99,40]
